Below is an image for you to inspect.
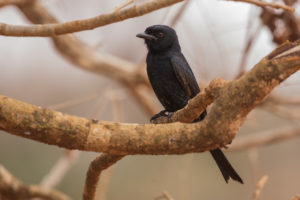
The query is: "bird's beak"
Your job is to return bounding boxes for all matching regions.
[136,32,157,40]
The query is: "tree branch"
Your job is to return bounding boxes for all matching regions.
[40,150,80,189]
[83,154,123,200]
[16,0,156,116]
[1,40,300,155]
[0,0,294,37]
[0,165,70,200]
[229,126,300,151]
[231,0,294,12]
[0,0,183,37]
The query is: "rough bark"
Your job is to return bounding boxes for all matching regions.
[1,40,300,155]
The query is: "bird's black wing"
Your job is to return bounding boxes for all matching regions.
[170,52,200,98]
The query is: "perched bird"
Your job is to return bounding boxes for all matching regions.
[136,25,243,184]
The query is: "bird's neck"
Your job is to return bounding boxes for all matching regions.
[148,41,181,54]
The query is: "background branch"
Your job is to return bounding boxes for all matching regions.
[1,0,183,37]
[0,0,293,36]
[229,126,300,151]
[17,0,156,116]
[0,165,70,200]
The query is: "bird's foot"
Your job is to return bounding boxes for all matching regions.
[150,110,175,124]
[150,110,168,122]
[166,111,174,118]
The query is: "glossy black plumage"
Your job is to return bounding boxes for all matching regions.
[137,25,243,184]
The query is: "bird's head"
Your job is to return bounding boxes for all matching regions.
[136,25,180,53]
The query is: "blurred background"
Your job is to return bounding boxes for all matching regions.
[0,0,300,199]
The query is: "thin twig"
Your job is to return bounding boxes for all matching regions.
[253,175,269,200]
[229,126,300,151]
[48,93,99,110]
[169,0,190,27]
[40,150,80,189]
[113,0,135,12]
[230,0,294,12]
[261,102,300,121]
[155,191,175,200]
[236,12,262,78]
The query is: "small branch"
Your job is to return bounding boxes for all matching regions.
[236,22,262,78]
[253,175,269,200]
[40,150,80,189]
[0,165,70,200]
[229,126,300,151]
[154,191,175,200]
[230,0,294,12]
[83,154,123,200]
[169,0,190,27]
[113,0,135,12]
[151,78,227,124]
[268,94,300,105]
[48,93,99,110]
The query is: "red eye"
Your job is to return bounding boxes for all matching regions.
[157,32,164,38]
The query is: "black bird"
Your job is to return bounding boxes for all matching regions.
[136,25,243,184]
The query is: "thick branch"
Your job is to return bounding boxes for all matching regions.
[83,154,123,200]
[0,165,70,200]
[0,40,300,155]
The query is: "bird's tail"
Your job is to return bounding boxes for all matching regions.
[210,148,243,184]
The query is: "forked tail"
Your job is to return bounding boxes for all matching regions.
[210,148,243,184]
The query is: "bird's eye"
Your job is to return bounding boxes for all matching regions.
[157,32,164,38]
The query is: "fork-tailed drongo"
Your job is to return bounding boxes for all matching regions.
[137,25,243,184]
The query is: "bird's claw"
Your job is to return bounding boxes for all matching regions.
[150,110,168,122]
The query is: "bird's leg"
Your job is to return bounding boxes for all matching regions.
[150,110,169,121]
[166,111,174,118]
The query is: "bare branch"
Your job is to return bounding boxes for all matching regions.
[113,0,135,12]
[0,0,184,37]
[151,78,227,124]
[0,165,70,200]
[17,1,155,116]
[0,0,294,37]
[40,150,80,189]
[155,191,175,200]
[0,39,300,155]
[230,0,294,12]
[229,126,300,151]
[83,154,123,200]
[253,175,269,200]
[48,94,99,110]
